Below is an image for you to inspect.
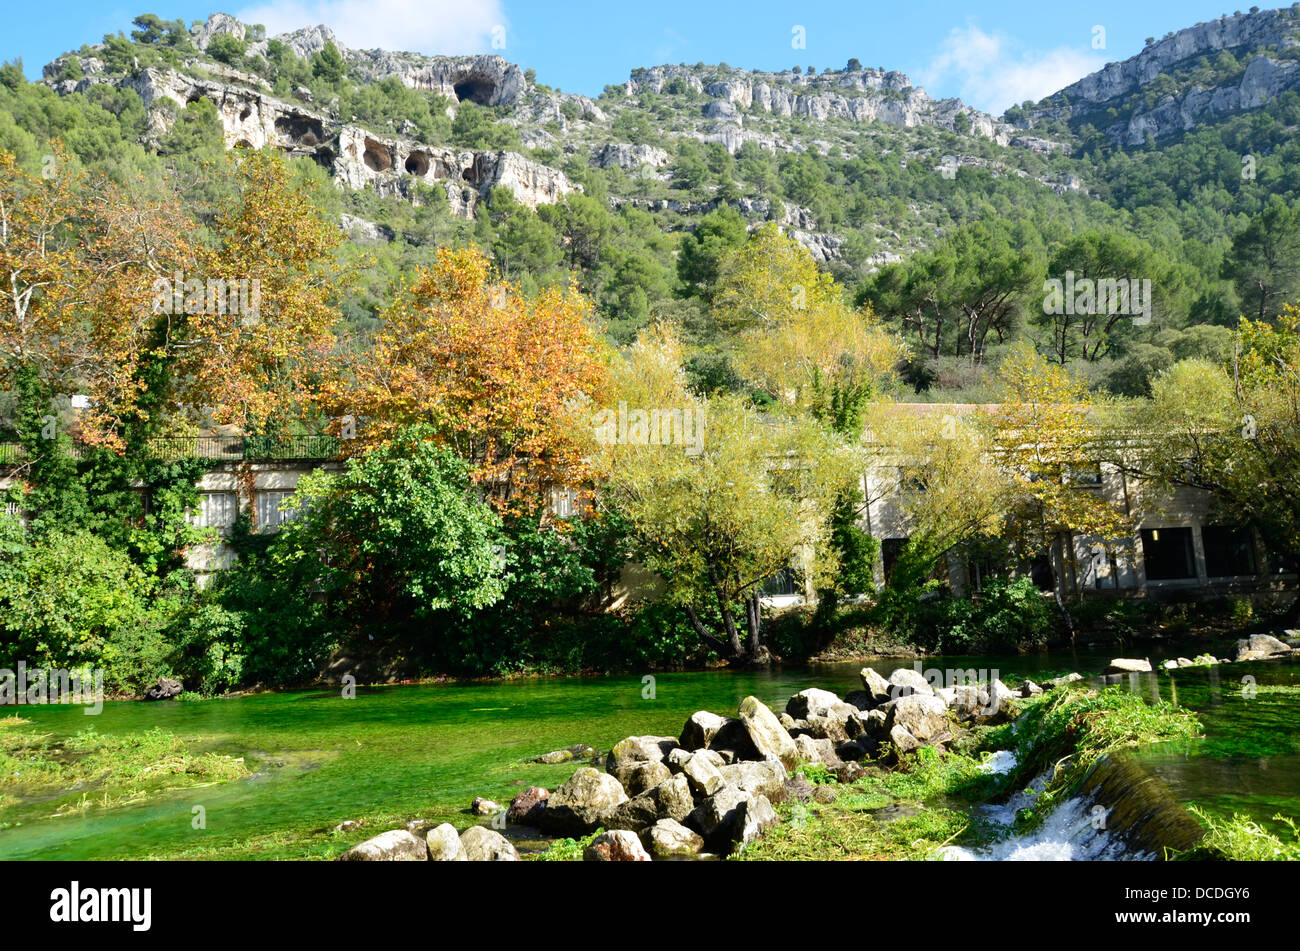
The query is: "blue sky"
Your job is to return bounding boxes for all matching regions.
[1,1,1267,113]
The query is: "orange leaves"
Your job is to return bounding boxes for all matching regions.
[178,150,344,432]
[0,147,198,449]
[332,245,610,513]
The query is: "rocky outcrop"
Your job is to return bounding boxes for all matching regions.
[593,142,670,170]
[1029,8,1300,143]
[44,50,574,221]
[624,64,1012,144]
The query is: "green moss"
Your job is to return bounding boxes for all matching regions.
[0,721,249,820]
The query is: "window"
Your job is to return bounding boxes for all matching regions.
[189,491,237,530]
[1141,527,1196,581]
[761,567,800,597]
[1063,464,1102,487]
[882,537,908,584]
[256,490,299,533]
[1202,526,1258,578]
[898,465,929,492]
[549,487,578,519]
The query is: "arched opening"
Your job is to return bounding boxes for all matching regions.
[233,138,254,150]
[274,115,325,147]
[453,78,496,105]
[404,151,430,176]
[362,138,393,173]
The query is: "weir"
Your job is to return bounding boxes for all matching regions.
[945,752,1206,861]
[1079,753,1206,858]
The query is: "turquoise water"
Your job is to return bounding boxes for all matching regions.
[1,649,1296,859]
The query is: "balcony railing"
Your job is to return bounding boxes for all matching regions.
[0,435,343,464]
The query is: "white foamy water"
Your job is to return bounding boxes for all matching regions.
[939,783,1154,862]
[979,749,1018,775]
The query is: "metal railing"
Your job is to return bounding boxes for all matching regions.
[0,435,343,464]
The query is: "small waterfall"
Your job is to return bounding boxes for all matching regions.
[942,753,1205,861]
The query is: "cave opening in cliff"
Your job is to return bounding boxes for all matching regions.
[453,78,496,105]
[363,139,393,173]
[404,151,430,176]
[275,115,325,148]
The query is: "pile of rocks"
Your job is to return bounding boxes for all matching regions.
[337,665,1032,862]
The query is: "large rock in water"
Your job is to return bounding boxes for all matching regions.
[539,767,628,835]
[425,823,467,861]
[584,829,651,862]
[680,711,759,759]
[680,711,729,749]
[459,825,519,861]
[882,694,949,742]
[506,786,549,824]
[737,696,800,769]
[338,829,427,861]
[1105,658,1152,674]
[1234,634,1292,662]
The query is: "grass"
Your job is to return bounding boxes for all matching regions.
[1180,808,1300,861]
[1000,686,1202,830]
[0,719,250,823]
[533,828,604,861]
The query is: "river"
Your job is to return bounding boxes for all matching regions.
[2,648,1297,859]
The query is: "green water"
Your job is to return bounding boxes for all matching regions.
[2,649,1297,859]
[1122,658,1300,836]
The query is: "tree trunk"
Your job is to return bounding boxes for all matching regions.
[746,592,762,655]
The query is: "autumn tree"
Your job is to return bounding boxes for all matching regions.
[595,322,857,662]
[332,245,609,512]
[985,341,1131,635]
[715,224,902,433]
[173,148,345,434]
[0,147,197,451]
[867,406,1013,592]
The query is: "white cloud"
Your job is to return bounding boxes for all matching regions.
[234,0,507,55]
[919,23,1109,115]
